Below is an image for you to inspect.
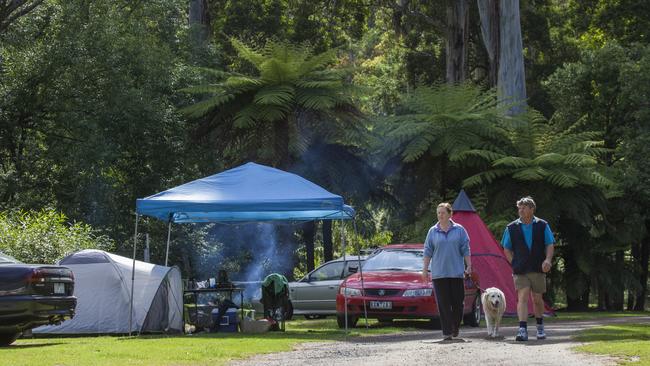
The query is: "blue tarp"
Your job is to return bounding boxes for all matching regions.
[136,162,355,223]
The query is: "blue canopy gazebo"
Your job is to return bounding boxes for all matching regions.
[130,162,360,334]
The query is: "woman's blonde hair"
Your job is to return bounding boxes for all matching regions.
[437,202,453,214]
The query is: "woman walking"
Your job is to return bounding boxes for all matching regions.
[421,202,472,340]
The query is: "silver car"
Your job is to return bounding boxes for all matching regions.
[290,255,365,319]
[240,255,366,319]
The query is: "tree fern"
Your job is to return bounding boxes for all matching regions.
[180,38,360,168]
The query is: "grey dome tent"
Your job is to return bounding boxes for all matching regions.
[34,249,183,334]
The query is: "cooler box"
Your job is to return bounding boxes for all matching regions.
[211,308,238,332]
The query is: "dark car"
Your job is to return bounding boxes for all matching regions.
[0,251,76,346]
[336,244,481,328]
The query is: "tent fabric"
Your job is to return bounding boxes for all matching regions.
[452,190,553,316]
[136,162,355,223]
[34,249,183,334]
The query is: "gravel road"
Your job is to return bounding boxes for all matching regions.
[231,316,649,366]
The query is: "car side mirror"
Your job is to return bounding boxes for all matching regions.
[348,266,358,274]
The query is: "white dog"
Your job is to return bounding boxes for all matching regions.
[481,287,506,338]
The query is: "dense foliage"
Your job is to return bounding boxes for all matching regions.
[0,209,114,264]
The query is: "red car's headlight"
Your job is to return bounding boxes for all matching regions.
[339,287,362,296]
[402,288,433,297]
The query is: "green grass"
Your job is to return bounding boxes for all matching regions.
[575,323,650,365]
[4,318,421,366]
[3,312,648,366]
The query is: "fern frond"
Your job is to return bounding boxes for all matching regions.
[254,85,295,105]
[298,48,338,74]
[463,168,513,187]
[231,38,266,68]
[402,132,436,162]
[493,156,532,169]
[179,93,236,118]
[512,167,548,181]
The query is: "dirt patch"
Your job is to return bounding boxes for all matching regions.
[230,317,649,366]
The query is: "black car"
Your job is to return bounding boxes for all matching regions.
[0,251,76,346]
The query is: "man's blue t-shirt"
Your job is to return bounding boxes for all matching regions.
[501,217,555,250]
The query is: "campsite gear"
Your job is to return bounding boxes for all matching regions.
[211,307,238,332]
[261,273,290,331]
[210,299,239,332]
[452,190,554,316]
[216,270,233,288]
[240,317,271,333]
[33,249,183,334]
[184,288,244,331]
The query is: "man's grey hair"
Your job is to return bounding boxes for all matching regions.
[517,196,536,210]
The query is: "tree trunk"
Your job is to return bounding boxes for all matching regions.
[635,236,650,311]
[628,242,639,310]
[323,220,333,262]
[498,0,527,115]
[609,251,625,310]
[303,221,315,272]
[564,246,591,311]
[477,0,499,86]
[275,119,290,169]
[445,0,469,83]
[189,0,210,45]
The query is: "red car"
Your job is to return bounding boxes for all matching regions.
[336,244,481,328]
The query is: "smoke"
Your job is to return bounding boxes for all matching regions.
[190,222,299,303]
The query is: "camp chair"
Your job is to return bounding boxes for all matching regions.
[261,273,290,331]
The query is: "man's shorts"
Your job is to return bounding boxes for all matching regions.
[513,272,546,293]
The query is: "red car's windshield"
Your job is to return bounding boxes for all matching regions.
[362,249,423,272]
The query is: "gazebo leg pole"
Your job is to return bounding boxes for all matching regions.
[341,223,348,333]
[353,220,369,328]
[129,214,139,336]
[164,220,172,267]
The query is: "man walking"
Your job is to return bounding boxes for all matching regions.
[501,196,554,341]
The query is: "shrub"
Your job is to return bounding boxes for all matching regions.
[0,209,114,264]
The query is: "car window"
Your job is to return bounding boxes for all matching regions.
[343,260,365,277]
[362,249,423,271]
[0,251,19,264]
[310,261,345,281]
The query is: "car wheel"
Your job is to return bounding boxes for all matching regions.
[463,292,481,327]
[336,314,358,328]
[0,333,19,347]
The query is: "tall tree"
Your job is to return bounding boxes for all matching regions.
[478,0,527,114]
[445,0,470,83]
[0,0,44,34]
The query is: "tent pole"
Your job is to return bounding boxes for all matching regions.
[164,220,172,267]
[129,214,139,336]
[342,222,347,334]
[353,220,369,329]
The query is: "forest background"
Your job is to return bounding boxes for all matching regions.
[1,0,649,312]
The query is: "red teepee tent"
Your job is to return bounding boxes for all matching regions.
[452,190,553,316]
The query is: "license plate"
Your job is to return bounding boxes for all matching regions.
[53,283,65,294]
[369,301,392,310]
